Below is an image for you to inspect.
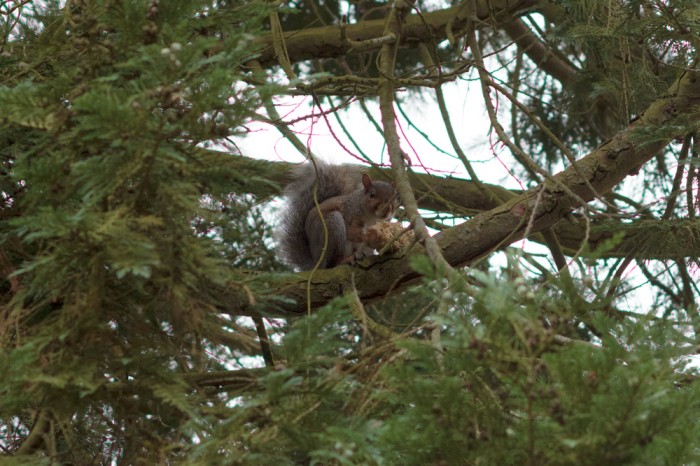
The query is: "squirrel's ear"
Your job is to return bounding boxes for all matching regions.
[361,173,372,189]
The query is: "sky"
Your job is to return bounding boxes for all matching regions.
[236,78,503,182]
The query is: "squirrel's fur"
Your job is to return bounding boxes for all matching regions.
[277,161,397,271]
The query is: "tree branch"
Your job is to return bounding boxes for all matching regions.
[247,0,540,67]
[196,151,700,259]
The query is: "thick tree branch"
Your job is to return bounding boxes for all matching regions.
[248,0,540,67]
[432,70,700,267]
[198,151,699,259]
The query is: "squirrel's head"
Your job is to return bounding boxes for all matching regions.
[362,173,398,220]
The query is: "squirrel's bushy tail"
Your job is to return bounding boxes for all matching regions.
[277,161,361,271]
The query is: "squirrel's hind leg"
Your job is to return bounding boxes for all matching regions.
[306,211,349,269]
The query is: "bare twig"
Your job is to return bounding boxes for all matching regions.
[377,0,464,283]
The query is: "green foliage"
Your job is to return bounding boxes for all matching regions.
[182,271,700,465]
[515,0,697,169]
[0,0,280,461]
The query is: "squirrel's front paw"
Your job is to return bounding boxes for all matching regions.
[351,250,367,264]
[337,252,364,266]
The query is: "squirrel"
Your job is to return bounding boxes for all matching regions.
[277,161,399,271]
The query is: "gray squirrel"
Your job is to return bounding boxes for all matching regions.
[277,161,399,271]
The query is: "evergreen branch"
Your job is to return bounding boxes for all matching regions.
[0,0,33,16]
[292,75,461,96]
[346,280,399,339]
[248,60,316,160]
[269,9,297,81]
[329,95,372,162]
[688,133,699,219]
[16,409,50,455]
[501,18,578,84]
[184,368,268,392]
[663,134,692,219]
[465,3,595,217]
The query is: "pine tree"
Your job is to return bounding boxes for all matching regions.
[1,0,700,464]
